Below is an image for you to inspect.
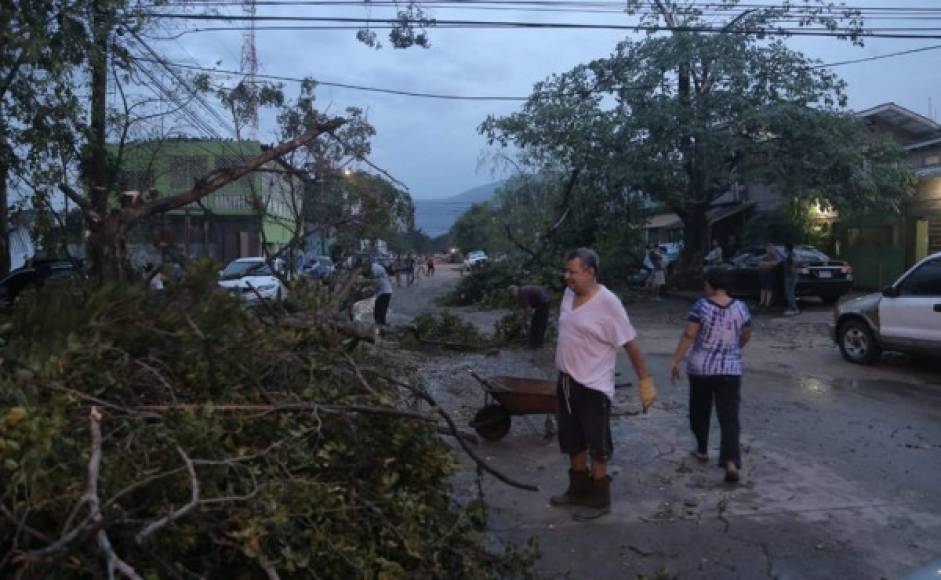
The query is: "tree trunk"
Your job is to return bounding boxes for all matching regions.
[0,133,10,277]
[85,0,115,280]
[676,203,709,287]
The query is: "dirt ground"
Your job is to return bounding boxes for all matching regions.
[377,264,941,580]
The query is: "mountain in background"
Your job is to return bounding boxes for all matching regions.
[413,180,503,237]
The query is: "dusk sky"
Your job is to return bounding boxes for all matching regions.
[149,1,941,201]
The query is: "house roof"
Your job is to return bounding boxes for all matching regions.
[645,213,682,230]
[707,202,756,225]
[906,136,941,151]
[856,102,941,137]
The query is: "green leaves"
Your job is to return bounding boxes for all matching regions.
[0,275,536,578]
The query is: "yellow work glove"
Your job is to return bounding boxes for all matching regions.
[638,376,657,413]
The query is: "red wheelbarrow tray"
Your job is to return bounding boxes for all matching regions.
[481,376,557,415]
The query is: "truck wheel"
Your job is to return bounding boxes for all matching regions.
[838,319,881,364]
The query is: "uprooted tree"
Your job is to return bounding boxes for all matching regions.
[481,0,916,283]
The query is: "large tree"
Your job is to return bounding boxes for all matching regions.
[483,0,915,279]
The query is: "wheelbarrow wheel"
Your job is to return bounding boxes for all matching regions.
[471,405,512,441]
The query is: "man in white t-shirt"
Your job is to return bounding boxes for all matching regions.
[371,261,393,325]
[551,248,657,520]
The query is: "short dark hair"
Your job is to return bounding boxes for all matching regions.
[705,268,730,291]
[566,247,600,277]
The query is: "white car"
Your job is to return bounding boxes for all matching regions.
[463,250,489,269]
[833,251,941,364]
[218,257,288,303]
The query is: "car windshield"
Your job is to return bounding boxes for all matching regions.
[794,247,831,262]
[468,251,486,259]
[317,257,332,267]
[222,261,272,278]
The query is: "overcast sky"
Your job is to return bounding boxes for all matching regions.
[152,0,941,200]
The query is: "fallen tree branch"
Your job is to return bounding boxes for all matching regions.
[136,446,200,544]
[367,371,539,492]
[132,403,436,423]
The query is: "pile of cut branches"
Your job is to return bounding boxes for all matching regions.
[0,263,537,578]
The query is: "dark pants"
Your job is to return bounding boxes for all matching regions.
[374,293,391,325]
[557,374,613,462]
[688,374,742,469]
[529,303,549,348]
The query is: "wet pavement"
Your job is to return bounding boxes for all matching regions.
[385,265,941,579]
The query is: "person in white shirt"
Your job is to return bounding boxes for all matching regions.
[551,248,657,520]
[371,261,393,325]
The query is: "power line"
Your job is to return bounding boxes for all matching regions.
[150,1,941,19]
[152,0,941,12]
[141,12,941,38]
[133,41,941,103]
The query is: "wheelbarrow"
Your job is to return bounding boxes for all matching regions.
[468,371,557,441]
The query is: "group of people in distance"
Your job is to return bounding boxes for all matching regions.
[507,249,752,518]
[389,254,436,288]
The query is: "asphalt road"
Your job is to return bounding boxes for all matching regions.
[390,264,941,579]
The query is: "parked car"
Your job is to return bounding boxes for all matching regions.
[708,245,853,304]
[463,250,489,269]
[0,259,83,306]
[833,251,941,364]
[217,257,288,302]
[299,255,335,279]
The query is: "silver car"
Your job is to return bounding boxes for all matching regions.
[833,251,941,364]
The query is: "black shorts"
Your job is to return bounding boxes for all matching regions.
[556,373,613,461]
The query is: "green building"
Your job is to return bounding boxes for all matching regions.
[116,138,302,266]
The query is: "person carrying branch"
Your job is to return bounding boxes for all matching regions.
[508,284,551,349]
[550,248,657,520]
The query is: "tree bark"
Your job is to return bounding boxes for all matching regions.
[85,0,112,280]
[676,202,708,286]
[0,125,10,277]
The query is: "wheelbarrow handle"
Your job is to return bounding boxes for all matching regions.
[466,368,513,393]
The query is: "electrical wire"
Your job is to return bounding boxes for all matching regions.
[138,12,941,39]
[131,41,941,102]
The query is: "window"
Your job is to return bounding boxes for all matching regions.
[169,156,208,190]
[924,155,940,167]
[118,169,153,192]
[215,156,252,193]
[898,259,941,296]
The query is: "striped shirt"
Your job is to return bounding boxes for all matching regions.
[685,298,751,376]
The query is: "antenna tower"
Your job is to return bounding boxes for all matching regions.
[240,0,259,139]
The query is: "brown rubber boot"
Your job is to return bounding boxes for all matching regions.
[573,475,611,521]
[549,469,591,507]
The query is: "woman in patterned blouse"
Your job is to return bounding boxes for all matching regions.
[669,269,753,483]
